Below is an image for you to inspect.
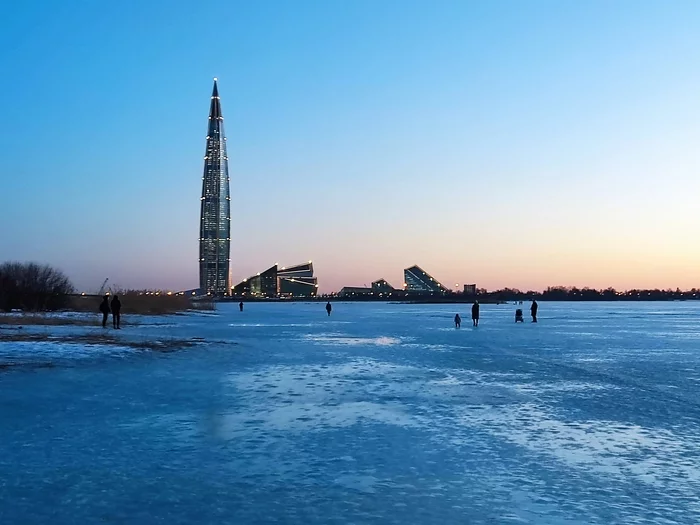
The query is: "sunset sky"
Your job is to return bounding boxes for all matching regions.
[1,0,699,293]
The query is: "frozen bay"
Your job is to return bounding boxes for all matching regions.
[2,301,700,524]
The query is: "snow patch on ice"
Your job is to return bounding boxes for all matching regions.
[218,359,421,437]
[228,322,317,328]
[304,333,403,346]
[459,403,700,491]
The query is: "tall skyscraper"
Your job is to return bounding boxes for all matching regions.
[199,78,231,295]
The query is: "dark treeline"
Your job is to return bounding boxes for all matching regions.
[481,286,699,302]
[0,262,74,312]
[318,286,700,303]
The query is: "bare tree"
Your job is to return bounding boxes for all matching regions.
[0,262,75,312]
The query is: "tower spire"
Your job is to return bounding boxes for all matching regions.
[209,78,222,120]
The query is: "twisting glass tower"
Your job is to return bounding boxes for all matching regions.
[199,78,231,295]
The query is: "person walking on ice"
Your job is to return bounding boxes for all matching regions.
[326,302,332,316]
[530,300,538,323]
[471,300,480,327]
[454,313,461,328]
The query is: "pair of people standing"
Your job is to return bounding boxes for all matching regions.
[454,301,480,328]
[516,301,539,322]
[99,295,122,329]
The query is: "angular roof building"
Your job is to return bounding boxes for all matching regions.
[199,79,231,296]
[278,262,318,297]
[403,265,449,294]
[372,279,395,292]
[232,262,318,298]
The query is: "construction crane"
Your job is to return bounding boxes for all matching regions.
[97,278,109,296]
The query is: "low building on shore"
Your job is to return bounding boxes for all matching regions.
[338,278,397,298]
[338,286,373,298]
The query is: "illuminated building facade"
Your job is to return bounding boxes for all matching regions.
[278,262,317,296]
[403,265,448,294]
[199,78,231,296]
[232,262,318,298]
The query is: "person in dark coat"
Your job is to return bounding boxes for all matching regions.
[454,313,461,328]
[239,301,244,312]
[99,296,110,328]
[515,308,524,322]
[111,295,122,329]
[530,300,538,323]
[326,302,332,316]
[471,301,480,327]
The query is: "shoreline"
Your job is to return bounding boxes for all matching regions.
[0,312,236,371]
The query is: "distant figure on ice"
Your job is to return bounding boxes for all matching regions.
[515,308,524,323]
[99,296,110,328]
[471,301,480,327]
[239,301,244,312]
[530,300,538,323]
[111,295,122,329]
[454,313,461,328]
[326,302,332,316]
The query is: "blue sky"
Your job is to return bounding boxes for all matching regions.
[1,0,699,292]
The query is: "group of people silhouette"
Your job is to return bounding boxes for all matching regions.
[99,295,122,329]
[98,295,536,333]
[455,300,538,328]
[236,299,537,327]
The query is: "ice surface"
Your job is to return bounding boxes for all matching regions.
[0,340,135,361]
[1,301,700,524]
